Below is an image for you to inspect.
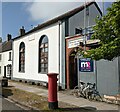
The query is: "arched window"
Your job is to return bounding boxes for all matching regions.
[39,35,48,73]
[19,42,25,72]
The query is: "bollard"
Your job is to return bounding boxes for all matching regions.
[47,73,58,109]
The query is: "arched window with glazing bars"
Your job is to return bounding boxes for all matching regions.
[19,42,25,72]
[39,35,48,73]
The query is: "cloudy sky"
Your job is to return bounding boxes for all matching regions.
[1,0,113,41]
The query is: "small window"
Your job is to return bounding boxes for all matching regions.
[9,52,12,61]
[0,54,1,61]
[75,28,82,35]
[7,64,12,75]
[0,66,1,74]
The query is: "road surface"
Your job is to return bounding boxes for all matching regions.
[0,95,29,111]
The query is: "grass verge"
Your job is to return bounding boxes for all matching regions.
[2,87,91,112]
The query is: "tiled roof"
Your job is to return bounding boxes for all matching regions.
[13,1,102,40]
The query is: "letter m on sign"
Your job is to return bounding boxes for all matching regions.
[81,62,88,68]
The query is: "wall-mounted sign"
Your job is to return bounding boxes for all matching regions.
[68,37,83,48]
[28,34,35,41]
[79,58,94,72]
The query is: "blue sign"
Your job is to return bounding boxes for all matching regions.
[79,58,94,72]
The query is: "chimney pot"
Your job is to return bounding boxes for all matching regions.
[19,26,25,36]
[7,34,12,41]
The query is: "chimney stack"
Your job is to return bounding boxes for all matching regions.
[7,34,12,41]
[19,26,25,36]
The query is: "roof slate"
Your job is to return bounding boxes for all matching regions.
[0,40,13,53]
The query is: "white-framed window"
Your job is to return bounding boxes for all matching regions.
[9,52,12,61]
[7,64,12,75]
[39,35,48,73]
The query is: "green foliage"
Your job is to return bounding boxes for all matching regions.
[84,1,120,61]
[0,37,2,43]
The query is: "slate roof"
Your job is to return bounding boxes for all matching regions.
[0,40,13,53]
[13,1,102,40]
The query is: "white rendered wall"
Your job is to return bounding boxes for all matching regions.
[13,23,60,83]
[0,50,12,77]
[0,53,2,77]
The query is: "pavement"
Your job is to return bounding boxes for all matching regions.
[9,81,119,111]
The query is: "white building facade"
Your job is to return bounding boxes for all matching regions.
[13,23,60,83]
[0,36,12,78]
[12,2,102,89]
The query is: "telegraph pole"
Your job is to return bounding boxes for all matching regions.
[102,0,104,16]
[83,0,86,52]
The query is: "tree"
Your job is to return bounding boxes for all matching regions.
[0,37,2,43]
[83,1,120,61]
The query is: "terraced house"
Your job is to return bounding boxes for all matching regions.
[0,34,12,79]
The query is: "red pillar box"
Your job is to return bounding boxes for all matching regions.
[47,73,58,109]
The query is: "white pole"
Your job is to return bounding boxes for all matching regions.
[84,0,86,51]
[77,54,80,89]
[102,0,104,16]
[87,0,90,40]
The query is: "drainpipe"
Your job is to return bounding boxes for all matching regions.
[11,40,14,80]
[58,20,62,90]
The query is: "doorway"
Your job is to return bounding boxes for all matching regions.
[69,51,78,89]
[4,66,6,78]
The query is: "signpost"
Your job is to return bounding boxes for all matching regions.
[79,58,94,72]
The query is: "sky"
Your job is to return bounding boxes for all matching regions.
[1,0,114,41]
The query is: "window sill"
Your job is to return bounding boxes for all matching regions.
[38,72,48,74]
[8,59,12,61]
[19,71,25,73]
